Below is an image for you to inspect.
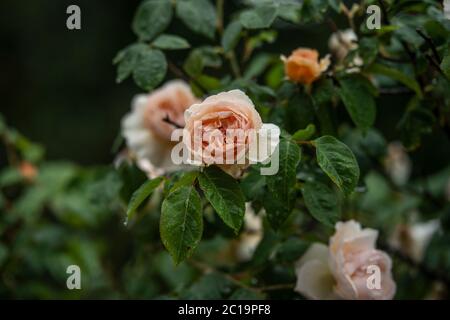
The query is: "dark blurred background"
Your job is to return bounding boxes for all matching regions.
[0,0,141,165]
[1,0,449,176]
[0,0,335,166]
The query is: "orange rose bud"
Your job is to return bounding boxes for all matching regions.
[19,161,38,181]
[282,48,330,85]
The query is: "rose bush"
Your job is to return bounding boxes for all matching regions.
[1,0,450,300]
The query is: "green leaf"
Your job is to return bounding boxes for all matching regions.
[239,5,278,29]
[328,0,341,12]
[171,171,199,191]
[368,63,423,98]
[183,46,222,77]
[241,165,266,201]
[441,52,450,80]
[198,166,245,233]
[337,75,376,131]
[180,273,232,299]
[358,37,379,65]
[132,0,173,41]
[152,34,190,50]
[229,288,265,300]
[300,0,329,23]
[302,181,340,227]
[275,237,309,263]
[285,90,315,133]
[276,2,301,23]
[244,53,273,80]
[0,167,23,187]
[113,43,147,83]
[133,49,167,91]
[314,135,360,195]
[176,0,217,39]
[160,185,203,264]
[264,139,301,229]
[221,21,242,53]
[126,177,163,219]
[251,230,279,266]
[292,124,316,141]
[398,104,435,150]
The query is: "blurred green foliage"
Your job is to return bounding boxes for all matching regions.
[1,0,450,300]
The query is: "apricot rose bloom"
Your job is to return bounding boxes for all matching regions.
[122,80,198,177]
[183,89,279,178]
[295,220,396,300]
[282,48,330,85]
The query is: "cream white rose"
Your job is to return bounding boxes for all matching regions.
[236,203,264,262]
[445,0,450,20]
[121,80,198,177]
[328,29,363,73]
[384,142,411,186]
[295,220,396,300]
[389,219,440,262]
[328,29,358,62]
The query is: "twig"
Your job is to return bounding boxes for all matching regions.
[216,0,224,35]
[162,115,183,129]
[425,53,446,77]
[257,283,295,292]
[379,87,413,95]
[227,51,242,78]
[379,242,450,289]
[378,0,390,24]
[167,60,205,95]
[379,53,409,64]
[188,259,295,293]
[416,29,441,64]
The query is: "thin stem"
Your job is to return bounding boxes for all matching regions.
[227,51,242,78]
[167,60,205,95]
[295,140,314,146]
[378,0,426,89]
[416,29,441,63]
[379,242,450,289]
[216,0,224,35]
[162,115,183,129]
[257,283,295,292]
[189,259,296,294]
[425,54,446,77]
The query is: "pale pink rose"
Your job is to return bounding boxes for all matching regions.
[329,221,396,300]
[183,89,279,178]
[295,220,396,300]
[295,243,339,300]
[121,80,198,177]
